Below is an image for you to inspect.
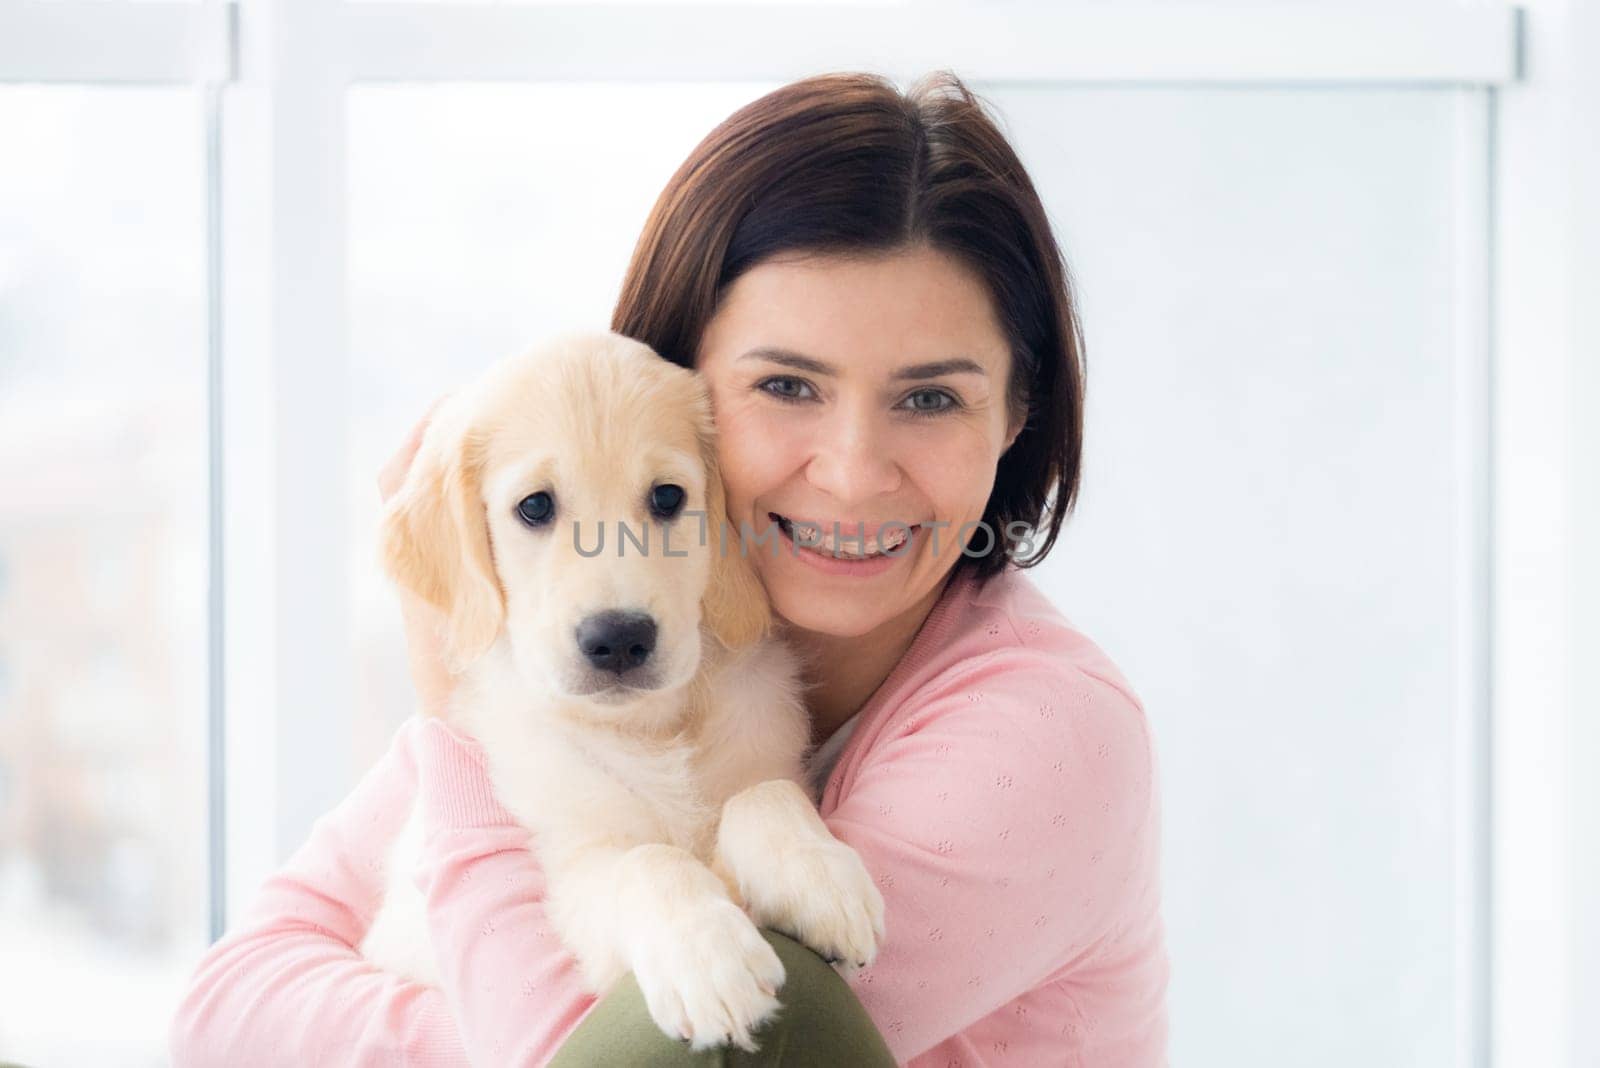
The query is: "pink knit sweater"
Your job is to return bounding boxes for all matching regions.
[170,565,1169,1066]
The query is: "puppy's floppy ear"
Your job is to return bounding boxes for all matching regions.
[698,432,772,652]
[380,406,505,672]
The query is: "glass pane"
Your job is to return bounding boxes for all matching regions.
[986,85,1479,1067]
[347,82,780,767]
[0,86,208,1068]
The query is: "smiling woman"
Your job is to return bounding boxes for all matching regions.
[615,70,1088,761]
[593,73,1167,1063]
[170,69,1167,1067]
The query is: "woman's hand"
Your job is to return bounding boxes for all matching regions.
[379,395,457,719]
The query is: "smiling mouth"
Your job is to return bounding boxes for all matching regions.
[768,512,919,559]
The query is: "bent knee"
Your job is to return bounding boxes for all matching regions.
[547,929,896,1067]
[759,928,869,1021]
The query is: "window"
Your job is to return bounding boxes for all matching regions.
[6,5,1576,1068]
[0,85,209,1067]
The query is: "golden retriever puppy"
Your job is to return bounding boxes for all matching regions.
[358,330,885,1053]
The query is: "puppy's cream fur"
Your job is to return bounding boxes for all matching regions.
[359,331,884,1053]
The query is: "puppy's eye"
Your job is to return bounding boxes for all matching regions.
[517,491,555,527]
[649,484,686,520]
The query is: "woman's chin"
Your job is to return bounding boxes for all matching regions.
[766,583,890,639]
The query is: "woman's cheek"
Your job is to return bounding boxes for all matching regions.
[912,430,1000,503]
[713,405,798,513]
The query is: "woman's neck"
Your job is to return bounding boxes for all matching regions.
[779,570,955,750]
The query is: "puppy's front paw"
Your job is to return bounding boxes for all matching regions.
[631,896,788,1053]
[742,839,885,971]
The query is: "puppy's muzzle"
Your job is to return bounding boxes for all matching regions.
[575,610,658,676]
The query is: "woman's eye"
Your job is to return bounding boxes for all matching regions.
[903,389,958,415]
[649,483,686,520]
[757,376,815,403]
[516,491,555,527]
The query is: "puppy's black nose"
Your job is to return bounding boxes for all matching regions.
[575,611,658,675]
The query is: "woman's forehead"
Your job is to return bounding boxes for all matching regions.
[699,250,1010,378]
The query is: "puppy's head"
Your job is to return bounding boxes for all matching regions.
[379,330,770,709]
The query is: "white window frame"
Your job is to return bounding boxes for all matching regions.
[4,4,1591,1067]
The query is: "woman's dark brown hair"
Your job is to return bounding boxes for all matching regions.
[611,69,1085,586]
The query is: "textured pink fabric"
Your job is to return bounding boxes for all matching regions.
[170,564,1169,1066]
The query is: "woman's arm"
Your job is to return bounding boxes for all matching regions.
[168,719,471,1066]
[821,650,1164,1063]
[165,679,603,1068]
[409,717,602,1066]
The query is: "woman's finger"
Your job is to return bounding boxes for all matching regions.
[377,393,452,503]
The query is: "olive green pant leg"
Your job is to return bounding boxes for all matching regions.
[547,929,898,1067]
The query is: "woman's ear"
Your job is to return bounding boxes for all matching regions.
[1003,406,1026,454]
[698,440,772,652]
[379,408,506,672]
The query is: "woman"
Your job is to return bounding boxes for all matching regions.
[171,70,1169,1066]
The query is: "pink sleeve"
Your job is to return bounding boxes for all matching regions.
[168,719,469,1066]
[409,717,599,1067]
[824,652,1159,1063]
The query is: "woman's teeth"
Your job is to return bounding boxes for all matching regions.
[770,513,913,557]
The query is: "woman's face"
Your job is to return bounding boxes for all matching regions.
[695,243,1022,639]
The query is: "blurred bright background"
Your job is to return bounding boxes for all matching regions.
[2,2,1595,1066]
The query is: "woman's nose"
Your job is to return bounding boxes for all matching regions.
[805,406,902,504]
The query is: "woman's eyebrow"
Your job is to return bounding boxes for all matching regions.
[893,357,989,381]
[738,346,989,380]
